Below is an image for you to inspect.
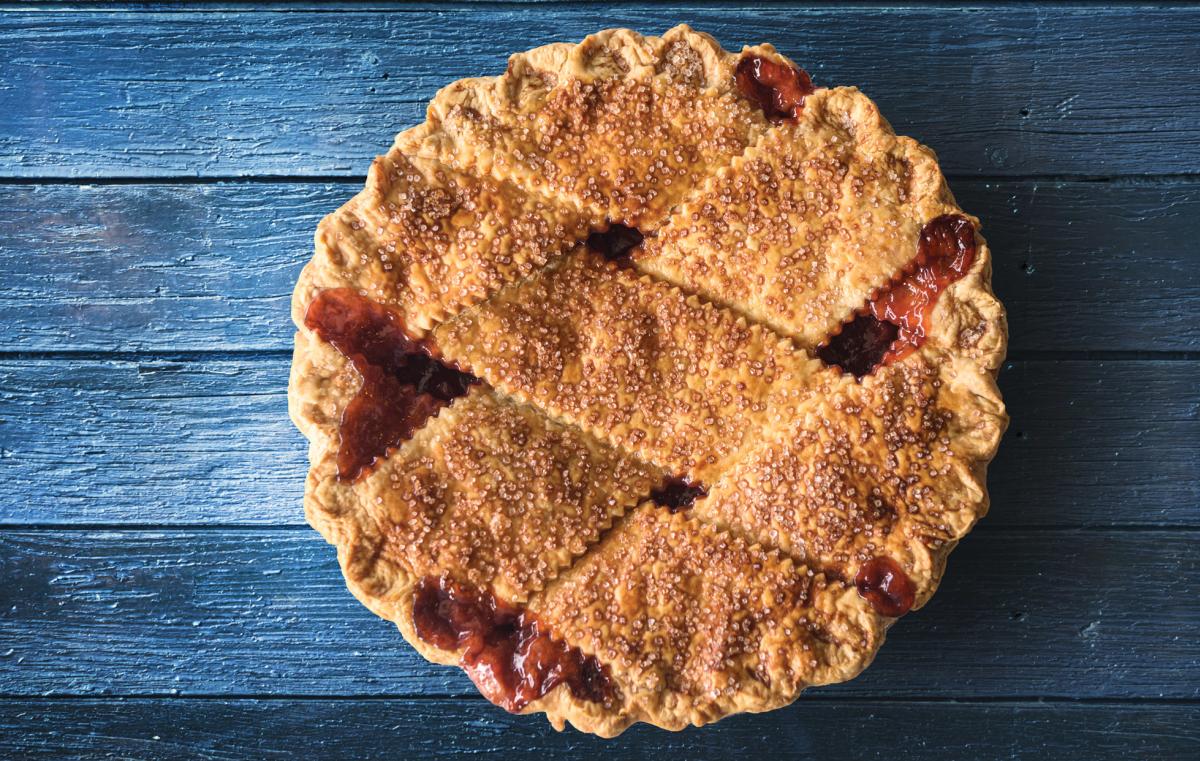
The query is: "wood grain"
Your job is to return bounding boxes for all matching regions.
[1,357,1196,527]
[2,698,1196,759]
[2,180,1198,354]
[0,4,1196,754]
[1,7,1197,178]
[1,529,1196,699]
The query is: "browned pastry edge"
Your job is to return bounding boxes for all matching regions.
[288,24,1008,737]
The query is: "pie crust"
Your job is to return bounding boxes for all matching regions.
[289,25,1007,736]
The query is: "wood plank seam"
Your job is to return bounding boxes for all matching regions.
[3,8,1198,177]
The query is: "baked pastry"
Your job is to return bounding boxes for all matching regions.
[289,25,1007,736]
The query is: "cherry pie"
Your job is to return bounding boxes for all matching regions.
[289,25,1007,736]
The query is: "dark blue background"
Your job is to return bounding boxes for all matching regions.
[1,3,1197,758]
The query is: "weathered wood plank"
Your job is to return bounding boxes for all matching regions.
[1,7,1197,178]
[1,356,1196,527]
[1,698,1196,759]
[2,180,1197,353]
[0,182,316,354]
[0,358,302,526]
[1,530,1196,699]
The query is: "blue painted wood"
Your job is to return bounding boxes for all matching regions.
[2,180,1198,353]
[0,3,1196,755]
[2,698,1197,759]
[0,529,1196,699]
[1,357,1196,527]
[1,7,1198,178]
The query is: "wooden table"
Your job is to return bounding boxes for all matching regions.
[1,4,1197,758]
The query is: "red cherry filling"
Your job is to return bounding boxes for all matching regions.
[818,214,977,378]
[817,313,899,380]
[735,55,815,121]
[855,556,915,617]
[586,223,645,262]
[412,576,616,712]
[304,289,477,481]
[650,477,707,512]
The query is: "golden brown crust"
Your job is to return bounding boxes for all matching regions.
[400,26,785,227]
[299,150,597,335]
[431,250,823,483]
[290,334,662,600]
[530,506,885,735]
[696,347,1006,609]
[288,24,1008,737]
[312,386,661,604]
[635,87,960,351]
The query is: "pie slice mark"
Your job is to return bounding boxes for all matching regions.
[304,288,478,481]
[412,575,617,712]
[734,54,815,121]
[818,214,977,378]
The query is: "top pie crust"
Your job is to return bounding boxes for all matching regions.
[289,25,1007,737]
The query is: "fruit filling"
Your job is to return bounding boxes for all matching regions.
[734,55,815,121]
[586,223,645,261]
[304,289,477,481]
[649,477,708,512]
[817,214,977,378]
[815,313,898,379]
[855,556,915,617]
[412,576,617,712]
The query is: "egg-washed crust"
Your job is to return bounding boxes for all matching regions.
[635,90,956,351]
[288,25,1007,737]
[299,150,599,337]
[397,25,785,228]
[696,346,1006,613]
[530,506,885,733]
[297,369,663,606]
[430,250,825,484]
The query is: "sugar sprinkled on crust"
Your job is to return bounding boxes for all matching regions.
[399,26,786,228]
[288,24,1007,737]
[636,87,962,351]
[304,150,598,335]
[431,250,824,483]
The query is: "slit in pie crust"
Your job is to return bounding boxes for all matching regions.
[289,25,1007,737]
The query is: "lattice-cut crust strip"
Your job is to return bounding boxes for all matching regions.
[635,86,961,351]
[696,343,1005,610]
[522,505,885,735]
[302,372,662,605]
[430,250,826,483]
[288,23,1008,738]
[398,25,796,228]
[295,150,600,338]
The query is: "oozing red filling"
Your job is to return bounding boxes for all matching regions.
[818,214,977,378]
[735,55,815,121]
[304,289,477,481]
[586,223,645,262]
[412,576,616,712]
[650,477,707,512]
[855,557,915,617]
[816,314,899,379]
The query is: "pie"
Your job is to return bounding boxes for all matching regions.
[288,25,1007,736]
